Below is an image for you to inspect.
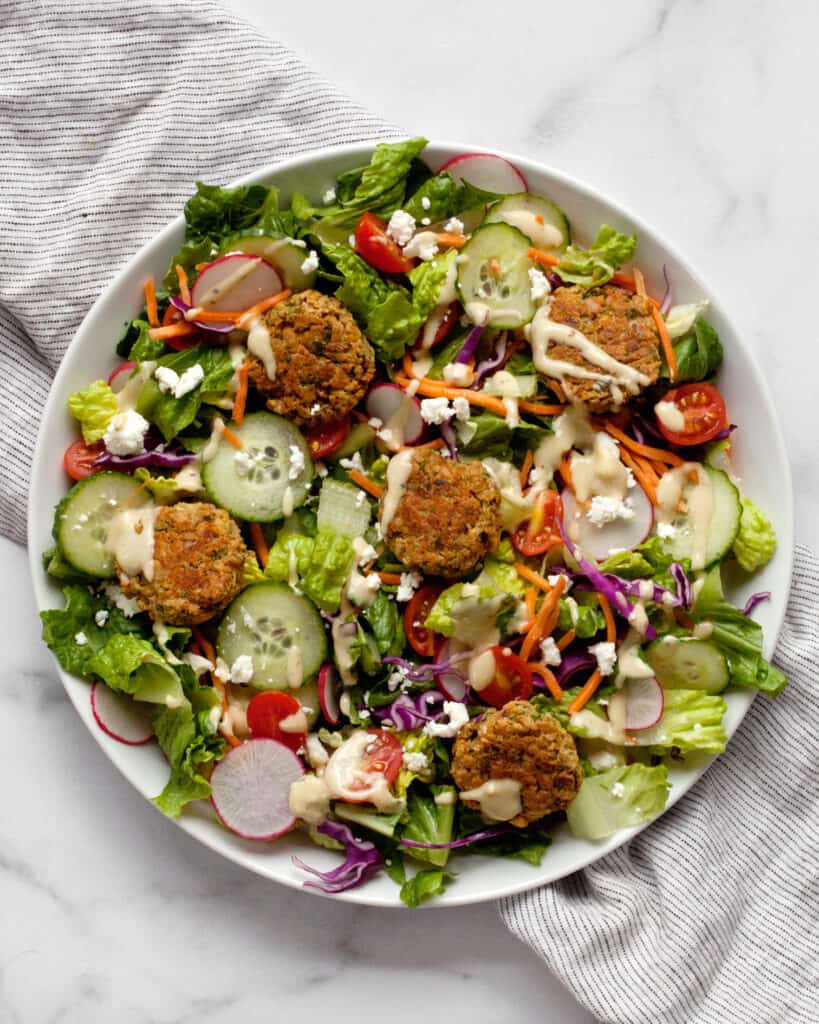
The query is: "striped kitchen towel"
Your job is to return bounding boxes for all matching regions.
[0,0,395,544]
[499,543,818,1024]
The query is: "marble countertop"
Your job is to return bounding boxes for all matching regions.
[4,1,816,1020]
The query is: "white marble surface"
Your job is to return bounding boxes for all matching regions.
[5,1,818,1021]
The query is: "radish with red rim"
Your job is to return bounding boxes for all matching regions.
[624,677,664,732]
[434,639,468,701]
[365,382,425,450]
[191,253,284,313]
[439,152,528,194]
[210,738,303,840]
[318,662,342,726]
[561,483,653,562]
[90,682,155,746]
[107,361,136,393]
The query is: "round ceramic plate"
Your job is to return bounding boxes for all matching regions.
[27,141,793,907]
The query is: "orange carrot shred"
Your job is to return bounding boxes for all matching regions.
[534,214,544,226]
[372,570,401,585]
[520,575,566,662]
[535,665,563,700]
[436,232,467,249]
[633,268,647,298]
[619,447,657,505]
[348,468,383,500]
[556,629,576,651]
[144,278,159,328]
[527,247,560,267]
[514,563,554,593]
[232,362,249,426]
[650,301,678,381]
[221,425,243,450]
[566,596,615,715]
[603,423,684,466]
[148,322,197,341]
[236,289,292,329]
[248,522,269,568]
[176,265,191,305]
[520,449,534,488]
[489,258,502,277]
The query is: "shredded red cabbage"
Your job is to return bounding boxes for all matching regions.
[659,265,672,316]
[93,447,195,470]
[669,562,692,609]
[440,421,459,460]
[742,591,771,618]
[292,820,384,894]
[454,318,487,364]
[168,294,235,335]
[472,332,508,388]
[712,424,737,442]
[369,691,446,730]
[400,825,512,850]
[554,652,597,687]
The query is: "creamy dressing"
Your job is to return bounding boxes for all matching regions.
[481,457,535,530]
[693,621,714,639]
[571,690,628,745]
[403,230,440,261]
[286,645,303,688]
[615,630,655,688]
[323,731,404,812]
[499,209,563,250]
[420,260,458,349]
[219,685,253,740]
[531,405,596,489]
[628,601,650,636]
[468,648,497,692]
[411,351,435,377]
[448,595,503,649]
[174,461,204,493]
[381,393,416,451]
[459,779,522,822]
[656,462,713,570]
[106,506,158,581]
[442,362,474,386]
[282,486,295,518]
[332,596,358,686]
[116,361,156,414]
[464,299,492,325]
[288,775,331,824]
[638,580,655,601]
[655,400,685,433]
[196,257,262,307]
[247,316,276,380]
[380,449,415,534]
[200,417,225,463]
[287,540,299,589]
[527,304,652,406]
[346,569,379,608]
[570,432,629,503]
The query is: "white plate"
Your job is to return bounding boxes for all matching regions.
[27,141,793,907]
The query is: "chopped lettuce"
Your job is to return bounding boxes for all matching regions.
[633,689,727,754]
[663,317,723,382]
[361,589,405,657]
[664,300,710,339]
[88,634,186,706]
[126,319,167,362]
[399,868,454,908]
[401,784,457,867]
[264,529,354,612]
[408,248,458,321]
[733,497,776,572]
[556,595,605,639]
[403,170,499,222]
[457,413,548,460]
[556,225,637,288]
[67,380,119,443]
[567,764,670,840]
[425,577,517,643]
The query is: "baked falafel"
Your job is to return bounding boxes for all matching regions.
[246,290,375,428]
[119,501,248,625]
[452,700,582,826]
[381,449,502,578]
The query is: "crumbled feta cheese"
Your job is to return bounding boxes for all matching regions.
[539,636,562,666]
[548,574,570,592]
[657,521,677,539]
[610,781,625,798]
[421,217,431,226]
[288,238,307,249]
[589,641,617,676]
[229,654,255,684]
[288,443,306,480]
[355,542,378,566]
[339,451,364,472]
[403,231,439,261]
[315,461,328,478]
[386,209,416,246]
[625,468,637,489]
[300,250,319,274]
[402,750,429,772]
[184,653,215,676]
[175,364,204,397]
[94,609,109,627]
[104,584,141,618]
[442,362,474,387]
[421,196,431,210]
[348,234,356,248]
[213,657,231,684]
[587,496,635,527]
[419,397,454,425]
[423,701,470,738]
[323,187,336,204]
[233,449,256,477]
[74,631,88,646]
[396,571,423,602]
[528,266,551,301]
[387,669,406,692]
[358,708,371,721]
[443,216,464,234]
[154,365,180,394]
[103,409,149,456]
[451,396,471,422]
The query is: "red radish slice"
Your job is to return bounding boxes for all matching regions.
[365,382,425,450]
[191,253,284,313]
[318,662,342,726]
[90,682,155,746]
[439,153,528,194]
[210,738,303,840]
[625,677,664,731]
[107,361,136,393]
[434,639,468,701]
[561,484,653,562]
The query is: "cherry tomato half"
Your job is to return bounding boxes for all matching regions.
[404,583,444,657]
[328,730,404,804]
[304,416,351,459]
[511,489,563,557]
[432,302,460,346]
[478,646,534,709]
[354,212,414,274]
[360,730,403,784]
[63,439,104,481]
[655,383,728,446]
[246,690,307,753]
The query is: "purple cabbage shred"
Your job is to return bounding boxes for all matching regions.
[659,265,672,315]
[292,820,384,894]
[742,591,771,618]
[400,825,512,850]
[472,332,508,388]
[669,562,692,609]
[168,294,235,335]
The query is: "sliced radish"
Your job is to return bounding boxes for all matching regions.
[625,677,664,731]
[107,361,136,393]
[439,152,528,195]
[434,639,468,701]
[318,662,342,726]
[90,682,155,746]
[191,253,284,313]
[561,484,654,562]
[365,382,425,451]
[210,738,303,840]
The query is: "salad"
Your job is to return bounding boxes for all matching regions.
[40,138,784,907]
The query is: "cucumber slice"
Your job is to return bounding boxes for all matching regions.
[222,233,317,291]
[296,677,321,728]
[202,411,313,522]
[55,472,152,578]
[217,582,327,690]
[328,422,376,462]
[456,223,536,329]
[484,193,570,252]
[659,465,740,568]
[645,638,729,694]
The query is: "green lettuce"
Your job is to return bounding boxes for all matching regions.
[403,170,500,222]
[567,764,670,840]
[556,596,605,639]
[425,579,516,643]
[456,806,552,865]
[399,868,454,908]
[135,344,234,441]
[457,413,548,460]
[408,248,458,320]
[662,317,723,382]
[633,689,727,754]
[67,380,119,443]
[733,497,776,572]
[127,319,167,362]
[88,634,185,705]
[264,529,354,612]
[401,784,456,868]
[361,589,405,657]
[556,225,637,287]
[664,300,710,339]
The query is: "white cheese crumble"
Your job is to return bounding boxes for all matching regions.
[610,781,625,798]
[403,231,439,261]
[451,397,471,422]
[528,267,551,301]
[103,584,141,618]
[424,701,470,738]
[420,397,455,425]
[589,641,617,676]
[233,449,256,477]
[548,573,570,593]
[183,653,215,676]
[402,751,429,772]
[539,636,562,666]
[94,609,109,627]
[288,443,306,480]
[387,669,407,692]
[396,571,423,602]
[421,196,431,210]
[386,209,416,246]
[229,654,255,684]
[339,451,364,472]
[300,250,319,274]
[443,216,464,234]
[442,362,474,387]
[355,542,379,567]
[656,521,678,539]
[587,496,635,527]
[74,631,88,646]
[103,409,149,456]
[154,364,204,398]
[323,187,336,204]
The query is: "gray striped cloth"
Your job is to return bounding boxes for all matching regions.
[0,0,396,544]
[3,4,812,1021]
[500,544,817,1023]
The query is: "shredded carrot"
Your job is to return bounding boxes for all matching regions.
[489,258,502,278]
[599,592,616,643]
[651,300,678,381]
[527,247,560,267]
[175,265,191,305]
[603,423,684,467]
[519,398,566,416]
[556,629,576,651]
[191,628,240,745]
[620,447,657,505]
[520,449,534,488]
[611,271,637,292]
[406,437,446,452]
[144,278,159,328]
[162,304,180,326]
[372,570,402,585]
[520,575,566,662]
[632,268,647,298]
[499,336,525,368]
[436,232,467,249]
[192,626,216,664]
[248,522,269,568]
[194,262,209,271]
[567,594,616,714]
[534,214,544,226]
[221,425,243,450]
[559,453,575,492]
[148,322,197,341]
[348,468,383,499]
[535,665,563,700]
[236,289,292,329]
[524,587,537,623]
[184,308,240,323]
[514,563,554,593]
[395,374,565,419]
[403,351,418,379]
[232,362,249,426]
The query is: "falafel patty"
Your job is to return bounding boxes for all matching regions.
[246,290,375,429]
[119,502,248,626]
[381,449,502,579]
[452,700,582,827]
[542,284,661,411]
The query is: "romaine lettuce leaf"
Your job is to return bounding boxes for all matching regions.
[566,764,670,840]
[663,317,723,382]
[264,529,353,612]
[361,589,405,657]
[633,689,727,754]
[399,868,454,908]
[135,344,234,441]
[403,171,500,222]
[556,225,637,287]
[88,634,186,706]
[401,784,456,868]
[424,580,515,643]
[67,380,118,443]
[732,497,776,572]
[408,248,458,320]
